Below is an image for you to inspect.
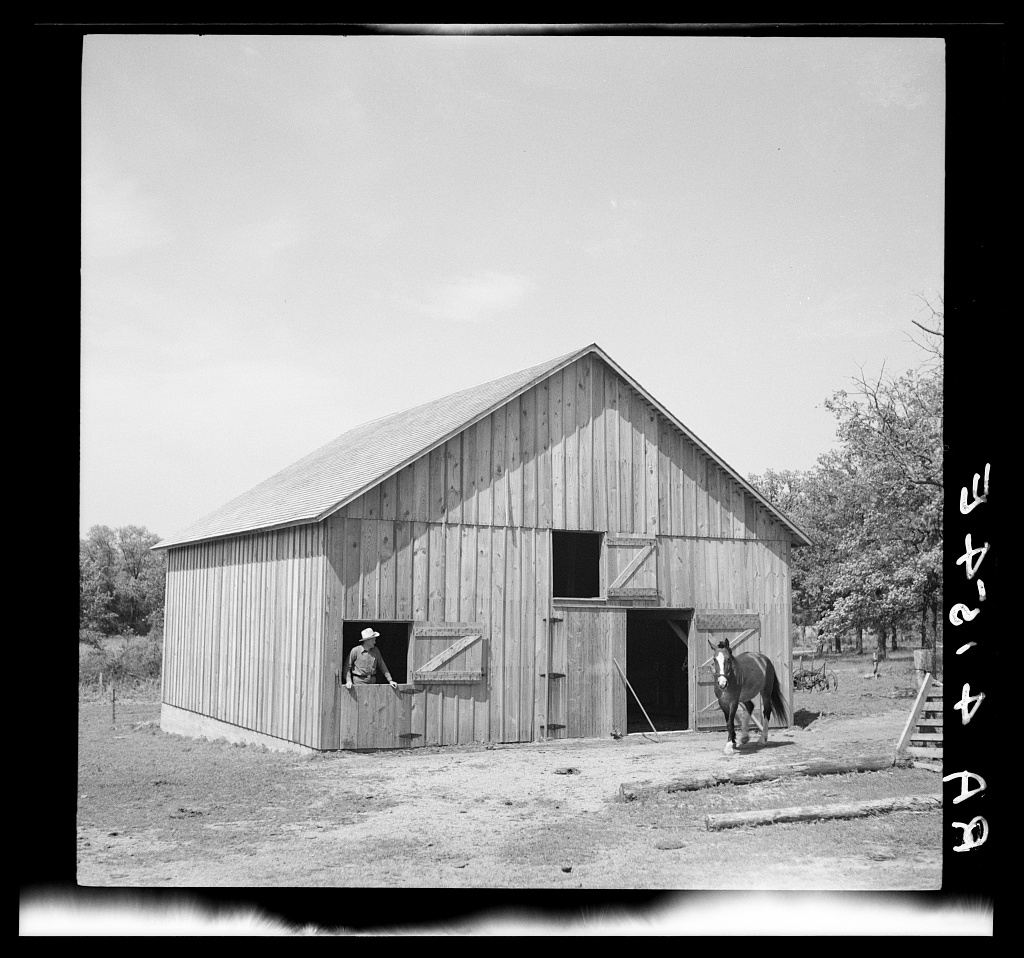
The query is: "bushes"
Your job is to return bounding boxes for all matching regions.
[79,628,106,650]
[79,632,163,691]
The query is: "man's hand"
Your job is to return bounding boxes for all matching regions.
[389,680,399,689]
[345,679,352,689]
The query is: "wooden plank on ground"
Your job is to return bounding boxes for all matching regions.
[705,794,941,831]
[619,753,903,801]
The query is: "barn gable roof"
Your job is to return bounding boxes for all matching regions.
[154,344,812,549]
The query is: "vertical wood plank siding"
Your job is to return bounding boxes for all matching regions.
[162,525,328,748]
[165,355,795,748]
[338,357,792,544]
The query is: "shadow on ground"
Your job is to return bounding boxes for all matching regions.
[792,709,820,729]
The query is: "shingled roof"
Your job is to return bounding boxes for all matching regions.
[154,344,812,549]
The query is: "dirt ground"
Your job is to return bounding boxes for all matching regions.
[76,652,942,898]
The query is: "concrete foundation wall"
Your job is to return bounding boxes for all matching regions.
[160,702,318,755]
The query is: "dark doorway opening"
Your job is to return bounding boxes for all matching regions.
[342,621,411,684]
[625,610,690,733]
[552,531,602,598]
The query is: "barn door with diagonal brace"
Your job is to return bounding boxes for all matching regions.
[605,535,658,599]
[692,611,761,730]
[409,622,487,746]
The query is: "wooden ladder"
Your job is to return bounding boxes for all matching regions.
[896,673,942,769]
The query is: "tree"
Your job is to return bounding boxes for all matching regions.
[751,309,943,653]
[79,525,166,636]
[823,315,943,650]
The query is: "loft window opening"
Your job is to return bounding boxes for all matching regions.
[552,531,602,599]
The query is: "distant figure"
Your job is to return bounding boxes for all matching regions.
[872,650,880,677]
[345,628,399,689]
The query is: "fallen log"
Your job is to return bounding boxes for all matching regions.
[705,794,941,831]
[618,753,904,802]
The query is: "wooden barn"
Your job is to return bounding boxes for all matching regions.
[154,344,811,752]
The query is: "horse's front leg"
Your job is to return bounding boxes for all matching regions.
[738,701,753,746]
[723,703,738,754]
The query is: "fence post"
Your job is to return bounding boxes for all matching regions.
[913,649,933,687]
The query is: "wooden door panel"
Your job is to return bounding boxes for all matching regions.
[555,607,626,739]
[692,611,761,730]
[338,685,421,749]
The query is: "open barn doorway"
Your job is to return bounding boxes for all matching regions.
[625,609,691,733]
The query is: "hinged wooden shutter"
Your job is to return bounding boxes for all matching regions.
[605,535,658,598]
[411,622,487,684]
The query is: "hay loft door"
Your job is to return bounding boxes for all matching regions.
[692,611,761,731]
[605,535,658,599]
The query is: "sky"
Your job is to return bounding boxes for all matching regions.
[80,33,946,541]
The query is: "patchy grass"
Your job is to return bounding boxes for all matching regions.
[790,649,922,718]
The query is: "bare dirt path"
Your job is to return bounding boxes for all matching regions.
[76,655,941,892]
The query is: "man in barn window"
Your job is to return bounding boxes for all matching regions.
[345,628,399,689]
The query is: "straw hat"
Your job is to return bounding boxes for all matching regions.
[358,628,380,643]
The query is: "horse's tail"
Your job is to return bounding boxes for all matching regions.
[767,661,789,726]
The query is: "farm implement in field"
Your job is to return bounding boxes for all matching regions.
[793,655,838,692]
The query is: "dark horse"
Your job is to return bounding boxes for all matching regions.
[711,638,788,754]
